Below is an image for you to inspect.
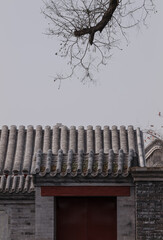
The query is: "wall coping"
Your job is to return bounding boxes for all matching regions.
[131,167,163,182]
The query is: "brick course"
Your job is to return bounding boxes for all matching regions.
[35,187,54,240]
[136,182,163,240]
[0,200,35,240]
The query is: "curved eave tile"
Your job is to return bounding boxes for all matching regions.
[0,175,35,194]
[34,148,136,178]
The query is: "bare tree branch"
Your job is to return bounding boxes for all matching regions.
[42,0,156,84]
[74,0,119,44]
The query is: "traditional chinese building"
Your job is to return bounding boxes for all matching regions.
[0,125,163,240]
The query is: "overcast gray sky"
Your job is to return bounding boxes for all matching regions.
[0,0,163,130]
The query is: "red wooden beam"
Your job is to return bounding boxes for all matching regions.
[41,186,130,196]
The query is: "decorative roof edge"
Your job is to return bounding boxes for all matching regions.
[145,139,163,160]
[0,175,35,194]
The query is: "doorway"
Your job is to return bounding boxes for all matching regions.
[56,197,117,240]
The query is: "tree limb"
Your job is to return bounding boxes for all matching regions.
[74,0,119,45]
[43,0,156,83]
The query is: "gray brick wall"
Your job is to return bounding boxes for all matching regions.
[35,187,54,240]
[2,182,162,240]
[136,182,163,240]
[0,210,9,240]
[0,199,35,240]
[117,186,136,240]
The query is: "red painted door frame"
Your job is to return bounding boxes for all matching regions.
[41,186,130,240]
[41,186,130,196]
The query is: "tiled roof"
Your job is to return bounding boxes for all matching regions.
[0,175,34,194]
[34,148,137,178]
[0,125,145,193]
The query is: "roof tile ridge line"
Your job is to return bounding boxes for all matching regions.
[46,149,52,173]
[0,175,6,192]
[88,150,94,174]
[4,125,17,174]
[11,175,18,193]
[78,126,85,154]
[35,149,42,173]
[23,175,30,193]
[12,125,25,175]
[108,149,114,174]
[4,175,11,193]
[98,149,103,174]
[0,126,8,174]
[128,125,136,152]
[31,126,43,175]
[77,149,84,173]
[30,153,37,174]
[61,126,68,154]
[136,128,145,167]
[118,149,124,174]
[103,126,111,153]
[120,126,127,154]
[56,149,63,173]
[17,175,25,193]
[111,126,119,154]
[22,125,34,174]
[69,126,76,153]
[33,125,43,154]
[43,125,51,153]
[128,149,134,169]
[67,149,73,173]
[52,125,59,154]
[87,125,94,153]
[29,175,35,193]
[95,126,102,153]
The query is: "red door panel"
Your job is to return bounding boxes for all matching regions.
[57,198,87,240]
[56,197,117,240]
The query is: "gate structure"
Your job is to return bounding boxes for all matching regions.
[0,125,163,239]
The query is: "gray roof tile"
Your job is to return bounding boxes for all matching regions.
[0,125,145,193]
[0,175,34,193]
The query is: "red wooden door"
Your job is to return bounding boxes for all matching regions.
[56,197,117,240]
